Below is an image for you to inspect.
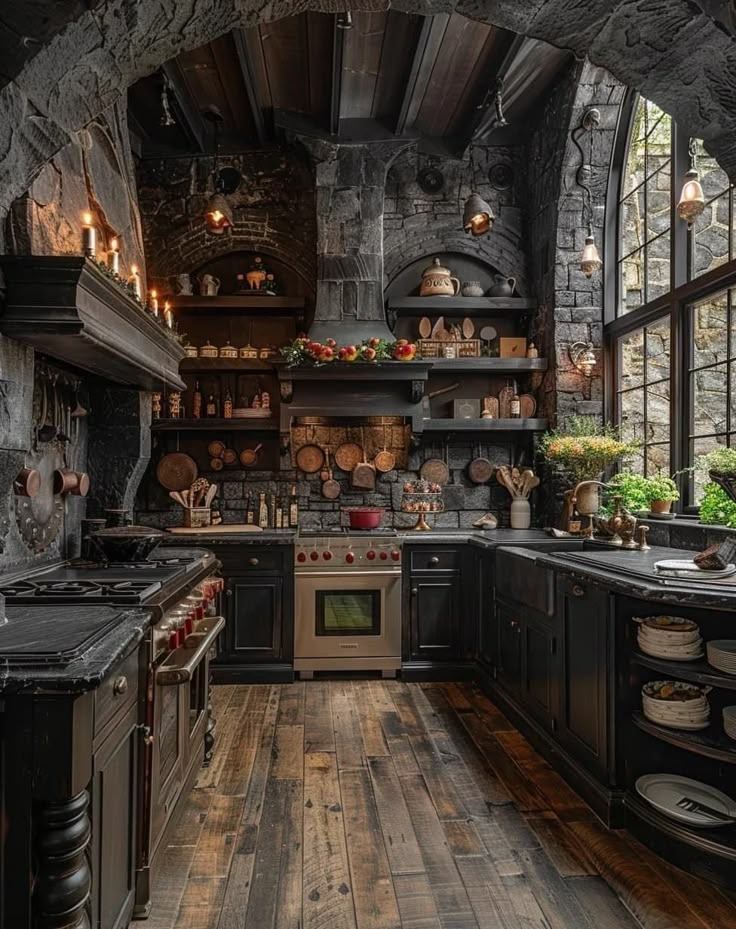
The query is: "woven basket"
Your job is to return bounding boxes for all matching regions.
[418,338,481,359]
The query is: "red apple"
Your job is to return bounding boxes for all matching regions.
[362,346,377,361]
[369,337,381,348]
[326,338,337,348]
[321,346,335,361]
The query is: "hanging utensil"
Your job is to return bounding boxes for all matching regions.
[239,444,262,467]
[334,440,363,472]
[467,444,494,484]
[322,450,341,500]
[156,452,198,492]
[418,317,432,339]
[420,439,450,484]
[374,424,396,473]
[295,425,325,474]
[351,427,376,491]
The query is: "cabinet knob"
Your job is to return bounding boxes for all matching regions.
[225,589,233,598]
[248,557,260,567]
[429,556,440,566]
[571,584,586,598]
[411,587,418,598]
[510,620,519,629]
[113,675,128,696]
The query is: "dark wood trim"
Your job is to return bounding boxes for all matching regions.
[394,14,448,136]
[232,29,269,147]
[330,15,345,137]
[161,60,208,153]
[211,663,295,684]
[467,33,526,146]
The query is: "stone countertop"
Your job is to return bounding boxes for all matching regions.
[497,543,736,609]
[0,606,151,695]
[161,531,297,545]
[161,529,557,547]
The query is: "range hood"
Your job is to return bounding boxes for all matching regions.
[0,256,186,390]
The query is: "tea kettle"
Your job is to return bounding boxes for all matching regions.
[487,274,516,298]
[419,257,460,297]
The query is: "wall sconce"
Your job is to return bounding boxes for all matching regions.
[463,193,494,236]
[572,107,602,278]
[676,139,706,227]
[569,340,597,377]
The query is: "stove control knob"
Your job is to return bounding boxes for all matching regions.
[345,551,355,564]
[310,551,319,561]
[391,550,400,561]
[323,551,332,560]
[379,551,388,560]
[297,552,307,562]
[366,550,376,561]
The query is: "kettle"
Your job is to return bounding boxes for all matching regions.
[487,274,516,298]
[419,257,460,297]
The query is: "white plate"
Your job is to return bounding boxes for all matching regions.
[707,640,736,655]
[636,774,736,827]
[654,560,736,578]
[642,713,710,731]
[638,644,704,661]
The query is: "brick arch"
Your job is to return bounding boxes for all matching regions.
[2,0,736,230]
[384,227,528,296]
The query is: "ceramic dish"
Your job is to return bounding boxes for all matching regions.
[636,774,736,827]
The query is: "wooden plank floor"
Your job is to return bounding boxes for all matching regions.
[145,682,736,929]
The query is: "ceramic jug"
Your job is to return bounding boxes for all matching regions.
[487,274,516,298]
[419,257,460,297]
[176,273,193,295]
[198,273,221,297]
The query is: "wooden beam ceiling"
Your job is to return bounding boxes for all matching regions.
[395,14,449,137]
[232,28,269,146]
[161,60,208,152]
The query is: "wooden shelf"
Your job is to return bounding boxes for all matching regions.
[152,419,279,432]
[631,652,736,691]
[180,358,277,373]
[387,296,535,316]
[625,792,736,860]
[632,712,736,765]
[421,418,548,432]
[172,296,304,315]
[428,358,547,374]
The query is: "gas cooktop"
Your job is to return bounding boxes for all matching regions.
[298,528,399,538]
[0,554,201,605]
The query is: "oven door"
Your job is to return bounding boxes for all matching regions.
[295,571,401,659]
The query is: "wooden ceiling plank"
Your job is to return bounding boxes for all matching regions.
[233,28,269,146]
[260,15,311,115]
[394,13,449,136]
[469,33,528,144]
[340,11,386,121]
[306,12,334,129]
[161,59,209,152]
[330,14,345,136]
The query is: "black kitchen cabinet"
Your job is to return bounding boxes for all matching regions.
[211,544,294,683]
[495,601,522,697]
[556,576,611,781]
[410,576,461,659]
[90,700,139,929]
[477,548,495,670]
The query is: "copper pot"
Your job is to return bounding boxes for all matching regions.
[14,468,41,497]
[53,469,90,496]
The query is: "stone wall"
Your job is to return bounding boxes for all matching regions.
[0,101,148,571]
[527,59,625,427]
[137,146,316,297]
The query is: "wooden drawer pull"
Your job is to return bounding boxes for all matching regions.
[429,556,440,566]
[113,676,128,696]
[571,584,586,598]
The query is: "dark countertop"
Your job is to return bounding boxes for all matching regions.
[497,543,736,609]
[0,605,151,695]
[161,531,296,545]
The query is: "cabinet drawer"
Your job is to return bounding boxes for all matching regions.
[94,647,139,736]
[216,547,285,574]
[495,550,554,616]
[409,548,460,572]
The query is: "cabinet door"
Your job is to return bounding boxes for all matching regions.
[410,574,460,660]
[478,552,495,669]
[496,602,522,696]
[224,575,283,662]
[522,612,558,733]
[90,702,138,929]
[557,577,610,779]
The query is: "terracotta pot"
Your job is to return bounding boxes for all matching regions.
[649,499,672,514]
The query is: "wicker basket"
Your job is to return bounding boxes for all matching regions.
[418,338,481,359]
[183,507,212,529]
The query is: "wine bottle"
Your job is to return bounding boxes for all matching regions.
[258,493,269,528]
[223,385,233,419]
[205,393,217,418]
[192,380,202,419]
[289,484,299,528]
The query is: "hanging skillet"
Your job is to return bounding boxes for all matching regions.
[321,450,341,500]
[374,424,396,474]
[467,443,494,484]
[420,439,449,484]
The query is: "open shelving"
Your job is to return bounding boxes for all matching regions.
[180,357,277,373]
[429,358,547,374]
[632,712,736,765]
[422,418,548,433]
[171,295,305,315]
[631,652,736,691]
[387,296,535,316]
[151,418,279,433]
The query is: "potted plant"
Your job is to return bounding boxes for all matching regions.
[540,417,639,520]
[699,447,736,505]
[646,473,680,515]
[604,470,680,517]
[699,481,736,528]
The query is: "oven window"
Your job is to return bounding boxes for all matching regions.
[315,590,381,636]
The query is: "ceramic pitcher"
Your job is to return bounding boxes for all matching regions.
[176,273,193,295]
[198,274,221,297]
[487,274,517,298]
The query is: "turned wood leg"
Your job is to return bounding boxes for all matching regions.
[33,789,91,929]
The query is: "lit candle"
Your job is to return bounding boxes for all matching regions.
[109,237,120,275]
[164,301,174,329]
[130,264,142,300]
[149,289,159,315]
[82,212,96,258]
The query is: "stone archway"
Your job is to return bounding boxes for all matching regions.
[1,0,736,234]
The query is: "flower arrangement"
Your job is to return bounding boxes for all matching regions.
[280,336,417,366]
[540,416,639,484]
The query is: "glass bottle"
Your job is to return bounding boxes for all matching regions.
[258,493,269,528]
[205,393,217,418]
[289,485,299,528]
[192,380,202,419]
[223,386,233,419]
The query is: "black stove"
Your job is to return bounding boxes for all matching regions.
[0,553,201,606]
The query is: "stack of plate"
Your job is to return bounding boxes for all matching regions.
[635,615,703,661]
[723,707,736,741]
[706,640,736,675]
[641,680,710,730]
[636,774,736,828]
[231,408,272,419]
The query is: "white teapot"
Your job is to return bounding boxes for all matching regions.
[198,273,221,297]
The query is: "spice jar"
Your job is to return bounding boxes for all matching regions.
[219,340,238,359]
[199,341,218,359]
[168,391,182,419]
[239,343,258,359]
[183,342,198,358]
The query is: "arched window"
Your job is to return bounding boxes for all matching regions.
[608,93,736,509]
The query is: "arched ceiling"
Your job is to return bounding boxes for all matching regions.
[1,0,736,219]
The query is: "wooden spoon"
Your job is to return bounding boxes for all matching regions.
[418,317,432,339]
[462,318,475,339]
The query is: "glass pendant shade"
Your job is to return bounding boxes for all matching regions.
[205,193,233,234]
[676,168,705,225]
[580,233,602,278]
[462,194,494,236]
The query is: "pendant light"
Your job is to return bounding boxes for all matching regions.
[203,107,234,235]
[463,192,494,236]
[676,139,706,227]
[572,107,602,278]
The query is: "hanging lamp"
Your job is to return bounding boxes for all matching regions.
[676,139,706,227]
[572,108,602,278]
[203,107,234,235]
[463,193,494,236]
